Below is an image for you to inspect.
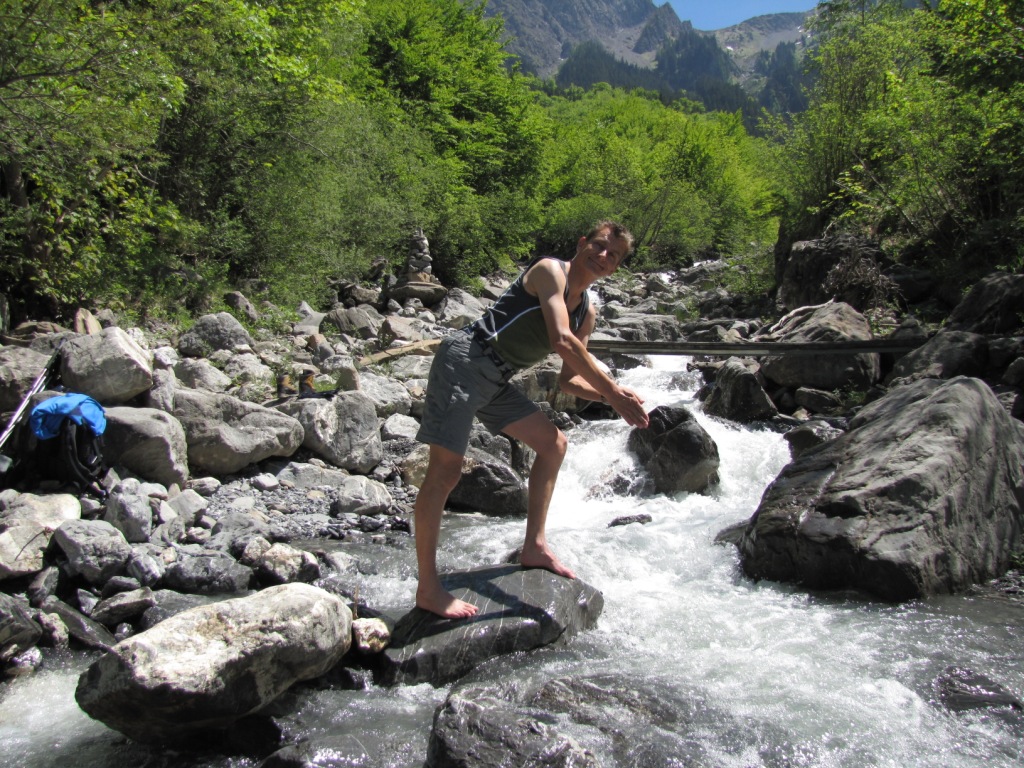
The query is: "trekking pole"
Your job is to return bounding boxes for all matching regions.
[0,343,64,473]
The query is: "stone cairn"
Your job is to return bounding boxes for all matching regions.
[407,228,432,276]
[387,229,447,306]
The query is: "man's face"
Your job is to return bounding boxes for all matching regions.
[577,229,629,277]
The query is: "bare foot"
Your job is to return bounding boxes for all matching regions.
[520,543,577,580]
[416,584,479,619]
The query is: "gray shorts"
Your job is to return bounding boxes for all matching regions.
[416,331,539,455]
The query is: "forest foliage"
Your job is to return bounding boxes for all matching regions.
[0,0,1021,325]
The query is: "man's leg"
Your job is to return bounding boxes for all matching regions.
[502,411,575,579]
[414,443,480,618]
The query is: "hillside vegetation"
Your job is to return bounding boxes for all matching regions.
[1,0,1021,327]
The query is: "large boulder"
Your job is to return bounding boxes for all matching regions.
[603,313,681,342]
[357,370,413,417]
[52,519,132,587]
[386,273,448,306]
[60,327,154,405]
[887,330,989,385]
[103,407,189,488]
[428,673,793,768]
[177,312,254,357]
[946,272,1024,334]
[758,301,881,390]
[734,377,1024,601]
[326,305,384,340]
[75,583,352,742]
[627,405,719,494]
[378,315,433,345]
[450,446,529,515]
[378,566,602,687]
[171,388,304,475]
[172,358,232,393]
[162,550,253,595]
[0,346,51,411]
[436,288,488,330]
[775,235,894,313]
[0,493,80,580]
[702,358,778,423]
[276,391,382,473]
[429,685,596,768]
[326,475,393,517]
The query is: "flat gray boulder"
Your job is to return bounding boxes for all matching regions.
[326,305,384,339]
[172,388,304,475]
[275,461,352,489]
[735,377,1024,600]
[75,583,352,742]
[378,565,603,687]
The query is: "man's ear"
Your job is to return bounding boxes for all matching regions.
[576,235,588,254]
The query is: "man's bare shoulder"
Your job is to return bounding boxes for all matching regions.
[523,257,567,297]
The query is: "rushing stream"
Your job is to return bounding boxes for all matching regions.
[2,355,1023,767]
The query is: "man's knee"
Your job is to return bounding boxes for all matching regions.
[423,452,464,494]
[536,428,568,463]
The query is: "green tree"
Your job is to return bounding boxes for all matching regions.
[536,86,780,268]
[353,0,546,284]
[0,0,181,317]
[780,0,1024,279]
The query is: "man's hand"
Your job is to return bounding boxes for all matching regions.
[606,386,649,428]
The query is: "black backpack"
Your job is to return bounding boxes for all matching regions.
[2,404,109,499]
[55,418,108,498]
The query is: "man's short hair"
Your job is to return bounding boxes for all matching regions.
[587,220,635,256]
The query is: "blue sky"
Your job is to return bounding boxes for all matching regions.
[663,1,817,31]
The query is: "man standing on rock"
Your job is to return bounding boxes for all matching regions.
[414,220,651,618]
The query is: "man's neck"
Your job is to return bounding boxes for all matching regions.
[566,257,597,295]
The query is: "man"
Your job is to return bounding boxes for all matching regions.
[414,221,650,618]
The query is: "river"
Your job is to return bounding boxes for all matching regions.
[1,355,1022,767]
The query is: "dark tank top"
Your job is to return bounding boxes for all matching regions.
[470,256,591,370]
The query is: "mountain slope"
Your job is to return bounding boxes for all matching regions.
[484,0,682,77]
[486,0,812,83]
[714,11,814,83]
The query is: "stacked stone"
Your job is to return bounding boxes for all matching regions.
[406,229,432,275]
[386,229,447,307]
